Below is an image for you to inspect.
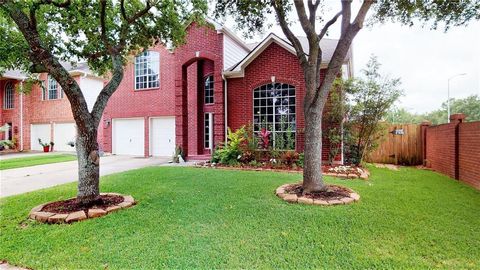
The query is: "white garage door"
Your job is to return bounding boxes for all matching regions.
[30,124,51,151]
[112,118,145,156]
[150,117,176,157]
[54,123,77,152]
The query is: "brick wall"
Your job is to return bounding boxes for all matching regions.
[227,42,333,157]
[458,121,480,189]
[425,114,480,189]
[0,75,75,150]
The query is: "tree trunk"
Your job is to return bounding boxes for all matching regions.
[302,67,327,193]
[76,126,100,205]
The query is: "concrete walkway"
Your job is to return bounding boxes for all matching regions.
[0,155,170,198]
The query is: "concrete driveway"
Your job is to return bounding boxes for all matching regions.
[0,155,171,198]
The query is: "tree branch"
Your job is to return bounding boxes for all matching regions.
[293,0,317,38]
[91,54,124,126]
[271,0,308,67]
[318,12,342,40]
[307,0,320,26]
[341,0,352,38]
[120,0,152,24]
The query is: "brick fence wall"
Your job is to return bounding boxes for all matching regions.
[423,113,480,189]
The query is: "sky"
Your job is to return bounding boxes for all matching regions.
[219,3,480,114]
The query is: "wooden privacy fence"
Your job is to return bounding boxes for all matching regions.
[366,124,423,165]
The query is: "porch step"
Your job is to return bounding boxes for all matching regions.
[186,154,212,161]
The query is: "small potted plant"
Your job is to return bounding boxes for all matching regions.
[38,138,50,152]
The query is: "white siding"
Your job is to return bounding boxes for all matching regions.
[80,77,103,112]
[223,34,249,71]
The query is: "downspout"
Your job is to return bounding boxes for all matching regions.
[222,73,228,143]
[20,79,25,151]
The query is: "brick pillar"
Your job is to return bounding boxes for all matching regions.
[450,113,465,180]
[420,121,431,166]
[175,66,189,156]
[213,61,225,147]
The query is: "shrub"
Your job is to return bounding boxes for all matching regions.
[296,152,304,167]
[212,127,246,165]
[280,151,300,166]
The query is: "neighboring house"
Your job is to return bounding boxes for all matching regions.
[0,20,352,162]
[0,63,103,152]
[101,20,352,161]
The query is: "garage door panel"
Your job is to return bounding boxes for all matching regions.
[150,117,175,157]
[54,123,77,152]
[30,124,51,151]
[113,118,145,156]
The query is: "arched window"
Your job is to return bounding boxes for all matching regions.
[253,83,296,149]
[204,75,214,104]
[3,82,14,109]
[135,51,160,90]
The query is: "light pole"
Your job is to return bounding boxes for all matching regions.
[447,73,466,123]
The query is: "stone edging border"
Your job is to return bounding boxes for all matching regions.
[195,164,370,179]
[29,193,135,224]
[275,184,360,206]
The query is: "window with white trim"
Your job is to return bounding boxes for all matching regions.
[135,51,160,90]
[204,113,212,149]
[204,75,214,104]
[253,83,296,149]
[3,82,14,109]
[47,75,59,100]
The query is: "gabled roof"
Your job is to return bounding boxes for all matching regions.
[205,18,251,52]
[1,62,99,80]
[224,33,351,78]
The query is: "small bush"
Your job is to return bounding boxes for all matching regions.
[280,151,300,166]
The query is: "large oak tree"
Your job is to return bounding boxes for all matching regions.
[214,0,479,193]
[0,0,207,204]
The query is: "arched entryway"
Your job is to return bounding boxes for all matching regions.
[175,53,225,160]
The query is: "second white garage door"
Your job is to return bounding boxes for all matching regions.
[112,118,145,156]
[54,123,77,152]
[30,124,51,151]
[150,117,175,157]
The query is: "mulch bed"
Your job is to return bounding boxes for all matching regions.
[41,195,124,214]
[284,184,352,201]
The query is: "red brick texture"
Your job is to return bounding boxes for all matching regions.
[425,114,480,189]
[227,42,332,156]
[0,75,75,150]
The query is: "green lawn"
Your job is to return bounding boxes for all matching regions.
[0,166,479,269]
[0,154,77,170]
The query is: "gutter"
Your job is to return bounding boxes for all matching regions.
[222,73,228,143]
[20,79,25,151]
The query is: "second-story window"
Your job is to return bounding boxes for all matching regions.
[135,51,160,90]
[204,75,214,104]
[47,75,59,100]
[3,82,14,109]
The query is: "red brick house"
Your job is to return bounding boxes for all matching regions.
[1,20,352,162]
[0,64,103,152]
[101,21,352,161]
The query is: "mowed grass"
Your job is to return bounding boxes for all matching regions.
[0,154,77,170]
[0,166,479,269]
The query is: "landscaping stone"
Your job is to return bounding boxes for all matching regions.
[106,205,122,213]
[28,193,136,224]
[340,197,354,204]
[327,199,344,205]
[313,199,329,205]
[283,194,298,203]
[88,208,107,218]
[337,173,348,178]
[65,211,87,223]
[33,211,55,222]
[350,193,360,201]
[275,183,359,206]
[297,197,314,204]
[48,213,69,224]
[123,195,135,203]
